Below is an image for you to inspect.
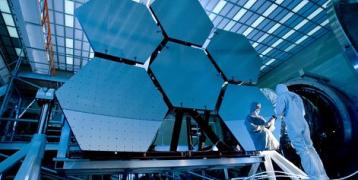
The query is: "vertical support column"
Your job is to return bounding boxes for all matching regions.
[263,153,276,180]
[185,116,193,151]
[37,103,49,134]
[15,88,54,180]
[170,110,184,151]
[223,168,229,180]
[57,120,70,158]
[14,134,46,180]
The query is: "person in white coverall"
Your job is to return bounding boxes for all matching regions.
[275,84,329,180]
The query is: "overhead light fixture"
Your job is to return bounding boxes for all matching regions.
[0,0,11,13]
[232,0,256,21]
[262,47,273,55]
[257,33,269,43]
[263,4,278,17]
[260,65,266,70]
[65,0,75,15]
[307,26,321,36]
[65,14,74,27]
[282,29,295,39]
[267,23,280,34]
[209,13,216,21]
[233,9,247,21]
[294,19,308,30]
[66,56,74,65]
[285,44,296,52]
[322,1,330,8]
[279,12,293,24]
[295,35,308,44]
[242,27,253,36]
[244,0,257,9]
[271,39,283,48]
[7,26,18,38]
[265,59,276,65]
[224,20,235,31]
[321,19,329,26]
[66,38,74,48]
[292,0,309,13]
[212,0,227,14]
[307,8,323,20]
[2,13,15,26]
[251,16,265,28]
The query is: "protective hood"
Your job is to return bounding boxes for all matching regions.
[276,84,289,95]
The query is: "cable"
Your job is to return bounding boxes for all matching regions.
[231,170,309,180]
[331,170,358,180]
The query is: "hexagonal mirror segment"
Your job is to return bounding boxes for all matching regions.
[218,85,280,151]
[151,0,213,46]
[76,0,163,63]
[207,29,262,82]
[56,58,168,152]
[150,42,224,110]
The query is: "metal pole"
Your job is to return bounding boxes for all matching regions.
[18,99,36,118]
[0,52,23,118]
[57,120,70,158]
[37,103,49,134]
[14,134,46,180]
[170,110,184,151]
[15,96,51,179]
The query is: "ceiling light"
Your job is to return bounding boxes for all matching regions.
[307,8,323,20]
[243,27,253,36]
[224,20,235,31]
[233,9,247,21]
[296,35,308,44]
[262,47,273,55]
[0,0,10,13]
[292,0,308,13]
[307,26,321,36]
[282,29,295,39]
[294,19,308,30]
[213,1,227,14]
[285,44,296,52]
[265,59,276,65]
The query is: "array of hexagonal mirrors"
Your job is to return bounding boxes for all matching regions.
[56,0,276,152]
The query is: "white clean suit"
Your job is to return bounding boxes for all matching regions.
[275,84,328,180]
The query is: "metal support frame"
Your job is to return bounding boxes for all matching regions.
[0,146,28,173]
[262,151,308,180]
[57,120,70,158]
[189,110,233,152]
[57,156,263,175]
[170,110,184,151]
[37,103,50,134]
[14,134,46,180]
[185,116,193,151]
[0,52,23,118]
[4,88,55,180]
[263,152,276,180]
